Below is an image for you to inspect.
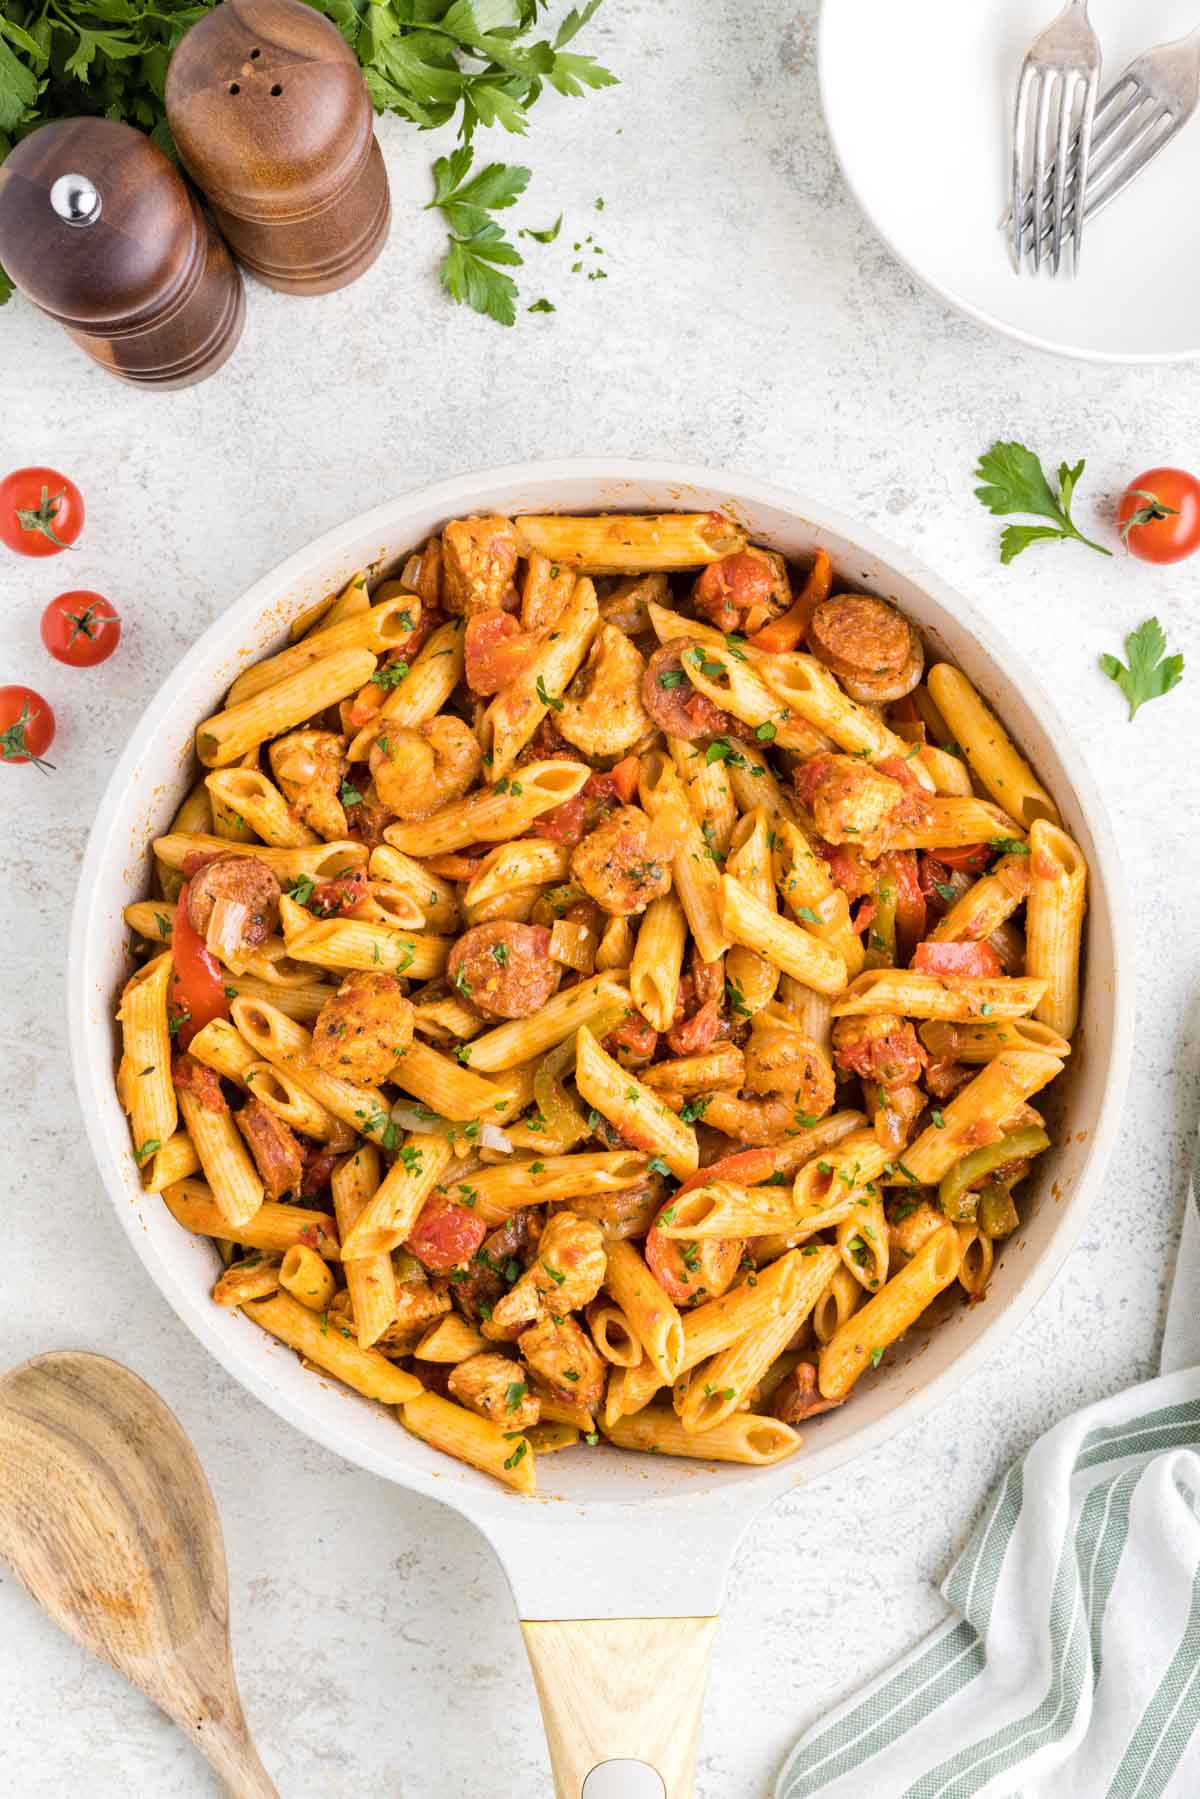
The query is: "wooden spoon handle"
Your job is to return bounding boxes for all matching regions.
[194,1717,281,1799]
[521,1616,718,1798]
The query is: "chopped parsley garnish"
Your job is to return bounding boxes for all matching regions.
[795,906,819,925]
[657,669,685,690]
[505,1381,528,1411]
[869,1348,885,1367]
[492,942,509,967]
[399,1145,423,1175]
[679,1095,711,1124]
[339,780,365,808]
[934,882,959,905]
[704,738,747,768]
[370,660,410,690]
[542,1261,566,1285]
[503,1439,528,1470]
[453,968,473,998]
[931,1109,946,1130]
[755,721,777,742]
[990,837,1030,855]
[133,1139,161,1164]
[536,674,563,711]
[647,1156,672,1178]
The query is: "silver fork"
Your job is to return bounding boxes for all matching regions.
[1009,0,1102,275]
[1016,27,1200,258]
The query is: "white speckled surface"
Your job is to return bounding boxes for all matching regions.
[2,3,1199,1793]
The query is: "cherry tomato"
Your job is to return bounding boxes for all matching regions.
[1118,468,1200,564]
[0,685,55,770]
[169,881,231,1049]
[0,467,84,557]
[41,590,121,666]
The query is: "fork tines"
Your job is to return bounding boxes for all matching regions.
[1009,0,1102,276]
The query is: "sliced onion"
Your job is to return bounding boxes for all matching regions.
[389,1103,439,1135]
[480,1123,513,1154]
[206,898,248,965]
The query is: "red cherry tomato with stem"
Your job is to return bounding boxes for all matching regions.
[41,590,121,666]
[1118,468,1200,564]
[0,467,84,557]
[0,685,55,770]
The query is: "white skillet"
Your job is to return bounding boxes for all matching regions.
[68,461,1134,1796]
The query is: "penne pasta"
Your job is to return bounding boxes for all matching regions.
[515,511,745,572]
[163,1180,340,1259]
[630,894,688,1033]
[117,951,177,1159]
[330,1145,397,1348]
[278,1244,337,1313]
[604,1406,799,1465]
[338,1136,454,1260]
[819,1226,963,1400]
[244,1291,422,1406]
[639,752,730,963]
[384,760,590,856]
[228,591,419,706]
[204,767,319,848]
[927,664,1061,830]
[575,1027,699,1178]
[1025,819,1087,1038]
[830,968,1047,1023]
[603,1238,685,1384]
[401,1390,535,1495]
[892,1050,1064,1187]
[196,647,378,768]
[722,873,847,994]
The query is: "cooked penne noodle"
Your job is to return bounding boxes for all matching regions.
[515,511,745,572]
[278,903,450,982]
[163,1180,340,1259]
[672,636,830,756]
[811,1263,863,1345]
[219,973,333,1023]
[836,1189,889,1291]
[769,820,863,977]
[927,664,1061,830]
[123,900,180,945]
[455,1151,649,1225]
[483,578,600,779]
[153,833,366,880]
[278,1243,337,1313]
[464,839,571,909]
[791,1127,889,1214]
[654,1181,813,1240]
[401,1390,535,1494]
[329,1146,396,1348]
[413,1314,490,1363]
[630,894,688,1032]
[575,1027,699,1178]
[287,568,370,642]
[246,1061,343,1141]
[603,1238,685,1383]
[722,873,846,994]
[888,796,1023,852]
[830,969,1047,1022]
[208,748,261,842]
[956,1223,994,1299]
[155,779,211,899]
[392,1038,502,1121]
[465,976,632,1073]
[229,996,393,1144]
[344,620,466,761]
[196,647,377,768]
[138,1130,200,1192]
[604,1406,799,1465]
[187,1017,258,1086]
[930,853,1032,945]
[212,1254,282,1307]
[758,652,930,775]
[724,736,800,823]
[204,768,319,847]
[586,1298,644,1367]
[244,1292,422,1405]
[338,1136,454,1259]
[527,1422,581,1455]
[228,592,419,706]
[117,952,177,1157]
[175,1087,263,1228]
[384,759,590,856]
[679,1245,838,1433]
[778,978,832,1053]
[595,914,634,971]
[1025,820,1087,1038]
[918,1018,1071,1063]
[639,752,730,963]
[916,743,974,796]
[369,845,460,935]
[819,1226,963,1400]
[669,735,738,855]
[892,1050,1064,1186]
[724,809,782,1016]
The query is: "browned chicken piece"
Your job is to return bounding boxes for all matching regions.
[442,516,521,616]
[373,1279,451,1355]
[833,1014,927,1088]
[484,1211,607,1336]
[557,624,653,759]
[771,1361,843,1425]
[570,805,672,916]
[793,753,915,860]
[447,1352,542,1429]
[519,1312,607,1412]
[565,1177,666,1241]
[310,971,415,1085]
[187,854,281,954]
[452,1208,543,1324]
[268,729,348,839]
[234,1094,304,1199]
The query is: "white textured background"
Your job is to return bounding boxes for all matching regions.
[2,2,1199,1793]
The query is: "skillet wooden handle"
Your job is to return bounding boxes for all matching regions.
[521,1616,718,1798]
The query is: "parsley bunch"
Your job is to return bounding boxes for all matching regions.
[0,0,616,319]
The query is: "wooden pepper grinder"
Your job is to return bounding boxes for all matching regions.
[0,118,245,388]
[166,0,390,296]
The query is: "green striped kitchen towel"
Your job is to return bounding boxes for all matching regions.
[777,1150,1200,1799]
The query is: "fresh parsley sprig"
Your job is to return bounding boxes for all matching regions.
[974,441,1110,564]
[1099,617,1184,721]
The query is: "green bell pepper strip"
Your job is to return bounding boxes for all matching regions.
[978,1179,1022,1239]
[531,1000,629,1148]
[938,1124,1050,1220]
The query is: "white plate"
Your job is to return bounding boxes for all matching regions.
[820,0,1200,363]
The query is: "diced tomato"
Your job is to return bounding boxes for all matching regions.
[876,753,925,792]
[881,849,926,961]
[536,791,589,847]
[815,838,873,900]
[171,1051,227,1112]
[645,1222,744,1307]
[309,869,368,917]
[169,881,230,1050]
[747,549,833,652]
[935,842,994,874]
[465,610,538,695]
[912,939,1002,978]
[607,756,641,804]
[406,1195,488,1273]
[604,1013,658,1065]
[851,896,877,936]
[677,1147,777,1197]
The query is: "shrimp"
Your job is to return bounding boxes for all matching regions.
[743,1006,837,1113]
[369,714,482,820]
[268,729,348,839]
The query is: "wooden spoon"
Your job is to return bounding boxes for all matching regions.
[0,1351,277,1797]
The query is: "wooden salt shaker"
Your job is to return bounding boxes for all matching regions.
[0,118,245,389]
[166,0,390,296]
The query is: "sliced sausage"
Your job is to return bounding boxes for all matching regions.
[186,854,280,952]
[642,643,740,741]
[235,1094,304,1200]
[311,971,414,1084]
[570,804,672,916]
[693,547,791,636]
[807,594,923,703]
[446,922,561,1021]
